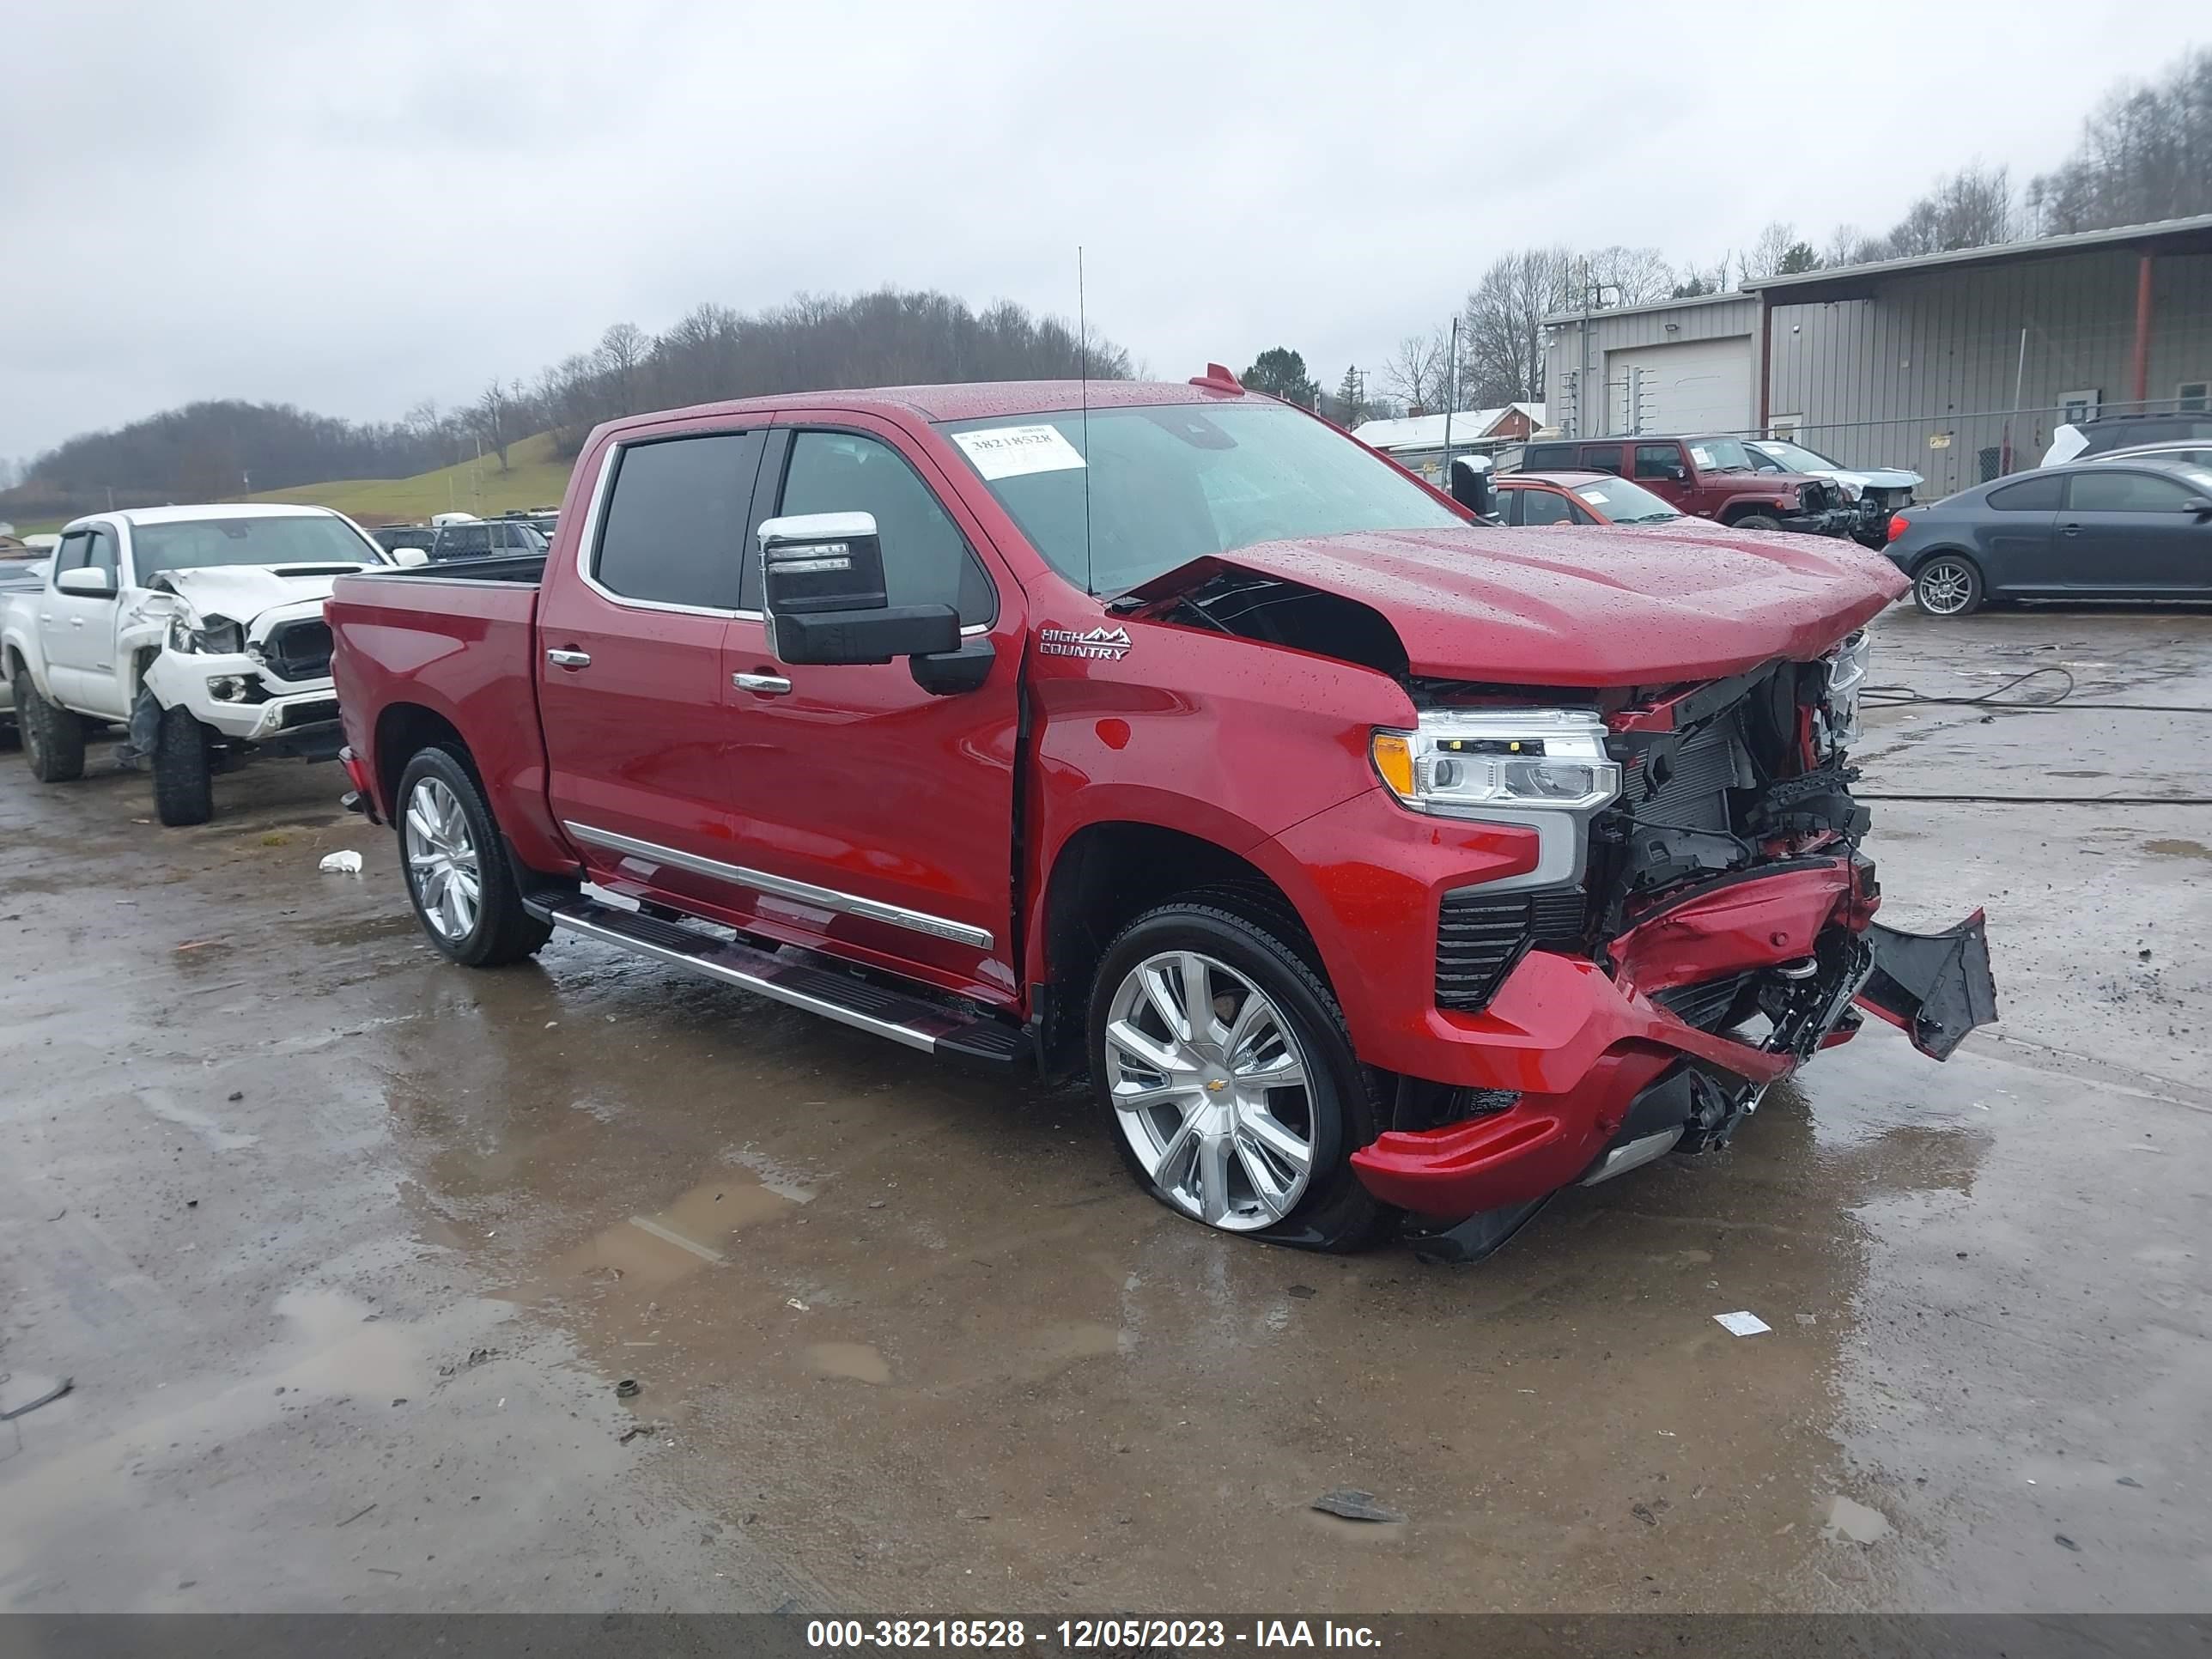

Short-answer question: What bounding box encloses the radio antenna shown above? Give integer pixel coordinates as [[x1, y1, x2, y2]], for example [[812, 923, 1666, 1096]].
[[1079, 245, 1094, 597]]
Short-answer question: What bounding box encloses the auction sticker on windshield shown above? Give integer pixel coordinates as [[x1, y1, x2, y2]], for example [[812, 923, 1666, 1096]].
[[952, 424, 1088, 480]]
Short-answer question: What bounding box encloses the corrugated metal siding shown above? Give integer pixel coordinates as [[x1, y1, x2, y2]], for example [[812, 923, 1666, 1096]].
[[1545, 296, 1758, 437], [1770, 248, 2212, 497]]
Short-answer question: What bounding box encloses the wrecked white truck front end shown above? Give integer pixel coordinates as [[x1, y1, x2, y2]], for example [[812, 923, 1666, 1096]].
[[134, 567, 349, 769]]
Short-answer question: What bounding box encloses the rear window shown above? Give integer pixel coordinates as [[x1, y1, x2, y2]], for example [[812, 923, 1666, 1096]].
[[1987, 476, 2063, 511], [592, 431, 766, 609]]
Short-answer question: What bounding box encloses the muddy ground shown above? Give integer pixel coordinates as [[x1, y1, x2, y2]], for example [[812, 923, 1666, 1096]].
[[1, 605, 2207, 1614]]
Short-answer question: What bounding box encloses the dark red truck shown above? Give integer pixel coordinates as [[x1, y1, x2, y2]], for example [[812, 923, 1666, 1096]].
[[327, 372, 1995, 1262]]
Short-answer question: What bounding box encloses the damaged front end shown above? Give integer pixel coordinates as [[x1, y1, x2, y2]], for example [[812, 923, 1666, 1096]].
[[1350, 629, 1997, 1262]]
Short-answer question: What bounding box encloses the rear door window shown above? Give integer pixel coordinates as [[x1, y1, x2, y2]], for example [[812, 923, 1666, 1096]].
[[592, 431, 767, 610], [1582, 444, 1626, 476]]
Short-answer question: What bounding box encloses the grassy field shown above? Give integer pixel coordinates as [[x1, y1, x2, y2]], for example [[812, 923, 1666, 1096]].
[[242, 430, 575, 524], [9, 430, 579, 537]]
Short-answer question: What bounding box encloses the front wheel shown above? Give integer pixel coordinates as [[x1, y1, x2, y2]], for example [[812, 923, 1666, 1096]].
[[396, 746, 552, 967], [151, 704, 215, 825], [15, 670, 87, 782], [1913, 555, 1984, 617], [1088, 900, 1390, 1251], [1729, 513, 1784, 532]]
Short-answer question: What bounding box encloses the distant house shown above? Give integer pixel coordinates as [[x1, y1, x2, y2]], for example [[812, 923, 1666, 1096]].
[[1352, 404, 1545, 483]]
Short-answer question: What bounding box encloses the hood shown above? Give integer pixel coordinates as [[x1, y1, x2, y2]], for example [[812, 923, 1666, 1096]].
[[1806, 464, 1925, 491], [1125, 526, 1905, 687], [155, 563, 367, 623]]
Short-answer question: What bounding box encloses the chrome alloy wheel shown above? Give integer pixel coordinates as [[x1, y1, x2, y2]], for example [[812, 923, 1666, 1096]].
[[1917, 558, 1974, 616], [1103, 950, 1316, 1231], [404, 775, 482, 941]]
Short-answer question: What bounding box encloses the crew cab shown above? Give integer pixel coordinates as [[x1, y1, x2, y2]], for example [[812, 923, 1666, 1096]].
[[328, 374, 1995, 1262], [3, 504, 404, 823], [1514, 434, 1854, 536]]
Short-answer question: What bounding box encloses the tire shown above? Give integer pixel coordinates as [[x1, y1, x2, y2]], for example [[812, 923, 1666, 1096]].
[[1088, 898, 1391, 1252], [14, 669, 86, 783], [395, 745, 552, 967], [1729, 513, 1784, 532], [1912, 553, 1984, 617], [150, 704, 215, 826]]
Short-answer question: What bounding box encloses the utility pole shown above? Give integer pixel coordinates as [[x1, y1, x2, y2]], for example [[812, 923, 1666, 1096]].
[[1441, 315, 1459, 480]]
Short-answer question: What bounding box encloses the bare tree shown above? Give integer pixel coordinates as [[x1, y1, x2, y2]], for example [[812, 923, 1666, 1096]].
[[467, 381, 518, 471], [1382, 330, 1453, 414], [1883, 165, 2014, 257], [596, 322, 651, 416], [2028, 48, 2212, 234], [1744, 222, 1796, 279], [1462, 248, 1575, 407], [1821, 224, 1886, 268], [1583, 246, 1675, 307]]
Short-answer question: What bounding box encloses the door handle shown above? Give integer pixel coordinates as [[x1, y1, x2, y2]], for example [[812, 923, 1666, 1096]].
[[545, 647, 592, 669], [2062, 522, 2081, 536], [733, 672, 793, 696], [70, 617, 85, 629]]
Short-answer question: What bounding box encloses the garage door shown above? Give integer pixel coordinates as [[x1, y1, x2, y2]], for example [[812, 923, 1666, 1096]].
[[1606, 336, 1753, 434]]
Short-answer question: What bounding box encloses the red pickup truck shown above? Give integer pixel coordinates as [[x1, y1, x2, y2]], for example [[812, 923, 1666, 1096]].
[[327, 372, 1994, 1263]]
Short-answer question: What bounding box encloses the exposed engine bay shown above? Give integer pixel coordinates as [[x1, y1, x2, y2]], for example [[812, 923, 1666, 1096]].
[[1129, 562, 1995, 1199]]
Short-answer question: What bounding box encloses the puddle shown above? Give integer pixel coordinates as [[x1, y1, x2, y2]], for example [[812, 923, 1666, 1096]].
[[138, 1088, 259, 1151], [805, 1341, 891, 1384], [1823, 1494, 1893, 1544], [557, 1174, 799, 1288], [2142, 838, 2212, 860]]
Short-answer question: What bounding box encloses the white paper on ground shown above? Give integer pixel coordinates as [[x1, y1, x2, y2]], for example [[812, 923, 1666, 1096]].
[[952, 424, 1088, 480], [318, 850, 363, 875], [1714, 1310, 1771, 1336]]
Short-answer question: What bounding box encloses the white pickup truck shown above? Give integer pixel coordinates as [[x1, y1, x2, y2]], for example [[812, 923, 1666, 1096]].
[[2, 503, 416, 824]]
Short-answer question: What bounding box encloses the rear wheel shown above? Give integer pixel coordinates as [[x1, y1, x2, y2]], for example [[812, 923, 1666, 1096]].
[[397, 746, 551, 967], [1088, 901, 1390, 1252], [150, 704, 215, 825], [15, 670, 86, 782], [1913, 554, 1984, 617]]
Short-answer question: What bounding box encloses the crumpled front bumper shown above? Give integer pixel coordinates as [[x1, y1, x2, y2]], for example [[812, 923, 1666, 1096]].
[[141, 647, 340, 743], [1348, 855, 1996, 1229]]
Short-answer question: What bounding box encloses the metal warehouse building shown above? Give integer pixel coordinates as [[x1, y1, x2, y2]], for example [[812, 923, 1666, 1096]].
[[1543, 213, 2212, 499]]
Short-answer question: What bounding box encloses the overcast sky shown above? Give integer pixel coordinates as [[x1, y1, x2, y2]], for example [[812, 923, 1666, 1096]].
[[0, 0, 2189, 460]]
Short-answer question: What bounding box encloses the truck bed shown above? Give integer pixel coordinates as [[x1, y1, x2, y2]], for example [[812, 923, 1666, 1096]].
[[327, 561, 574, 874]]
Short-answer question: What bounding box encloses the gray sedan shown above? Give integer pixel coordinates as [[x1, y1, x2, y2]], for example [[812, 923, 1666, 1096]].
[[1884, 459, 2212, 616]]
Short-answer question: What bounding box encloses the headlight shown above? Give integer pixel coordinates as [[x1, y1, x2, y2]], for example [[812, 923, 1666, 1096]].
[[1370, 709, 1620, 817], [1824, 629, 1871, 747], [166, 613, 245, 655], [1836, 479, 1863, 502]]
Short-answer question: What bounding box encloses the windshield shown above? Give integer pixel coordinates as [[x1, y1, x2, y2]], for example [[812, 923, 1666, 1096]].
[[1751, 439, 1841, 472], [938, 403, 1466, 592], [1572, 477, 1681, 524], [132, 515, 386, 581], [1685, 438, 1754, 472]]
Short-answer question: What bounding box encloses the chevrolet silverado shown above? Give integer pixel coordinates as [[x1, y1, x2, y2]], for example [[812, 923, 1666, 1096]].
[[326, 370, 1996, 1261]]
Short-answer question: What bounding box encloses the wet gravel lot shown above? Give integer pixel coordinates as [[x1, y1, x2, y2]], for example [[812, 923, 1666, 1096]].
[[2, 603, 2207, 1613]]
